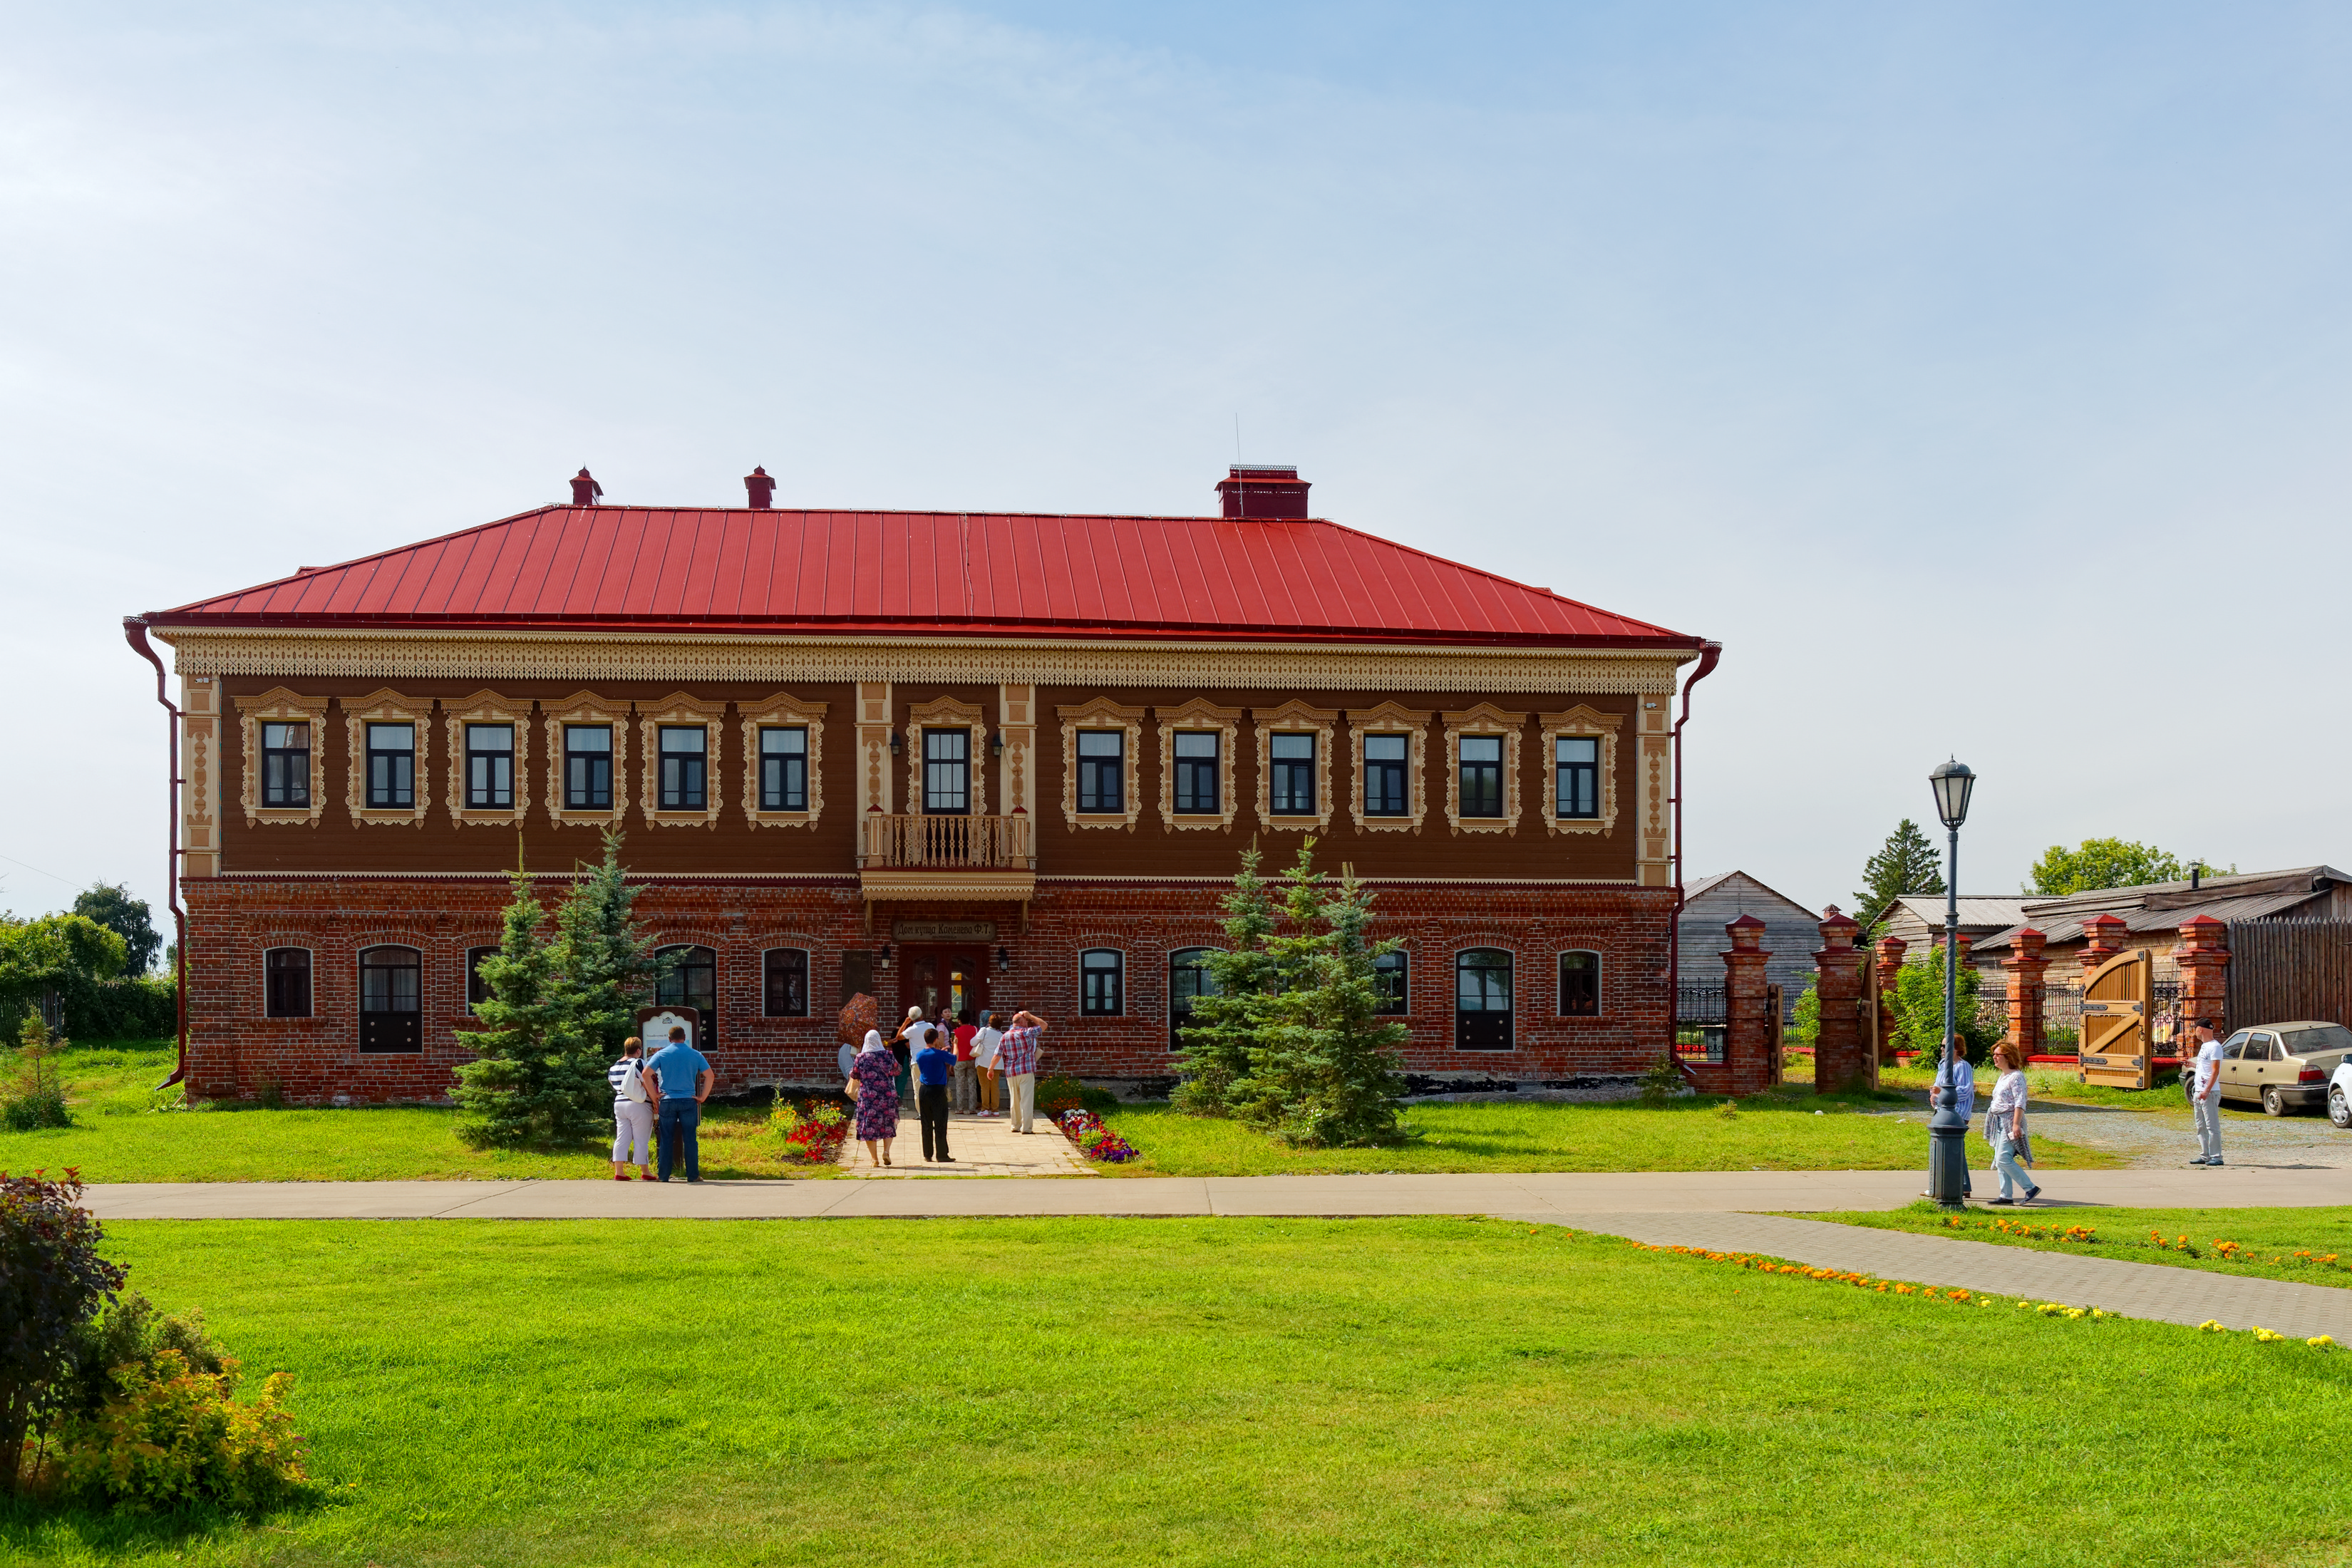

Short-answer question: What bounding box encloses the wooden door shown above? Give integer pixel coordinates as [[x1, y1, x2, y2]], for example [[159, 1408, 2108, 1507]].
[[2080, 949, 2155, 1090], [901, 946, 991, 1031]]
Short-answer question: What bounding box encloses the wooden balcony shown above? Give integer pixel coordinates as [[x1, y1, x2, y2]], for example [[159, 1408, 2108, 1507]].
[[859, 811, 1035, 914]]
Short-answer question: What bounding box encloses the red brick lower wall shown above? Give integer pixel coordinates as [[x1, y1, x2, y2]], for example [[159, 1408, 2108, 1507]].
[[182, 877, 1674, 1103]]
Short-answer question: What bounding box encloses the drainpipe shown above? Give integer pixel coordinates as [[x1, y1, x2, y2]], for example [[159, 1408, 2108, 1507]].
[[1664, 641, 1724, 1074], [122, 617, 188, 1090]]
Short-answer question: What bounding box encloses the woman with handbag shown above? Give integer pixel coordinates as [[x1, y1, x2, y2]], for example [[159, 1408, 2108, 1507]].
[[848, 1029, 902, 1167], [1984, 1042, 2040, 1205]]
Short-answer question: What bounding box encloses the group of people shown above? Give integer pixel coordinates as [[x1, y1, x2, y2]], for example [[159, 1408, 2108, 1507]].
[[607, 1025, 713, 1182], [1924, 1012, 2234, 1202], [840, 1006, 1047, 1166]]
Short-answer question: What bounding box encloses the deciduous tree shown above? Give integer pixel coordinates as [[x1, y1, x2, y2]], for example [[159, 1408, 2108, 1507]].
[[71, 884, 161, 976], [2026, 838, 2214, 897]]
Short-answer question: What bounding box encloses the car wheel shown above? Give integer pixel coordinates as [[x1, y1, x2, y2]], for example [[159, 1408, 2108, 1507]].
[[2262, 1085, 2288, 1118], [2332, 1085, 2352, 1130]]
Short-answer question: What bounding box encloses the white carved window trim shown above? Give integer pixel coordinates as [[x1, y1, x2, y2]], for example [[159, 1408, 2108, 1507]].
[[443, 691, 532, 829], [1539, 705, 1624, 837], [740, 693, 828, 830], [1442, 703, 1528, 837], [543, 692, 630, 827], [1155, 698, 1242, 832], [905, 695, 989, 817], [1057, 697, 1145, 831], [234, 688, 331, 828], [635, 693, 729, 830], [343, 688, 433, 829], [1346, 703, 1430, 835], [1252, 699, 1338, 831]]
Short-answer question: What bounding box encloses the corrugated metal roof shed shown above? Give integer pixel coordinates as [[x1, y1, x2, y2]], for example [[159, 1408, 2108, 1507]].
[[145, 505, 1700, 649]]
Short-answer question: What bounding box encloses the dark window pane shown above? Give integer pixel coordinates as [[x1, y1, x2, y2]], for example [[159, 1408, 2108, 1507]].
[[1555, 735, 1599, 820], [366, 723, 415, 809], [358, 946, 423, 1053], [764, 949, 810, 1017], [1170, 947, 1219, 1032], [1458, 734, 1503, 817], [760, 727, 808, 810], [261, 721, 311, 807], [1175, 732, 1219, 814], [1363, 733, 1409, 816], [1455, 948, 1512, 1050], [264, 948, 311, 1018], [1081, 949, 1123, 1016], [1559, 950, 1600, 1016], [655, 945, 719, 1048], [566, 726, 613, 808], [466, 724, 514, 808], [1270, 733, 1316, 815], [924, 730, 969, 815], [1373, 950, 1408, 1015], [1078, 730, 1125, 813]]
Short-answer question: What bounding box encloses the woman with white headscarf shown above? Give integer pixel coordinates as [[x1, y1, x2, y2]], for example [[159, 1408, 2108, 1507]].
[[848, 1027, 900, 1166]]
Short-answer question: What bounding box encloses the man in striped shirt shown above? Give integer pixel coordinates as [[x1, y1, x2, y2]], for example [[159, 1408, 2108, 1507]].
[[998, 1009, 1047, 1133]]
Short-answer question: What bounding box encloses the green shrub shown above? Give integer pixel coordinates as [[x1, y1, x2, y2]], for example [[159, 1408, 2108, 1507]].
[[1036, 1075, 1087, 1119], [0, 1171, 125, 1494], [1, 1017, 72, 1130], [1638, 1053, 1686, 1108], [51, 1349, 311, 1513], [58, 1291, 227, 1423]]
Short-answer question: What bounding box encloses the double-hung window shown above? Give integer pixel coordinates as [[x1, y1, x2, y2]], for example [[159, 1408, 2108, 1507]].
[[261, 723, 310, 807], [565, 726, 613, 809], [1078, 731, 1124, 813], [1363, 735, 1408, 816], [366, 723, 415, 810], [659, 726, 706, 810], [1081, 949, 1124, 1016], [924, 730, 969, 815], [760, 726, 808, 811], [1269, 734, 1316, 816], [1555, 736, 1599, 820], [1458, 736, 1503, 818], [1174, 733, 1219, 814], [466, 725, 514, 809]]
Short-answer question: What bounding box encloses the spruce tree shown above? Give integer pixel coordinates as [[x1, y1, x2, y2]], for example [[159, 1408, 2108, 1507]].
[[1171, 843, 1277, 1116], [551, 827, 664, 1071], [1229, 855, 1407, 1147], [451, 855, 574, 1148], [1853, 818, 1946, 927]]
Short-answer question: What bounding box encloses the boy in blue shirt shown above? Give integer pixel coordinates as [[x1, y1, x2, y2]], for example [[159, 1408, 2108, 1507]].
[[645, 1026, 713, 1183], [914, 1028, 957, 1162]]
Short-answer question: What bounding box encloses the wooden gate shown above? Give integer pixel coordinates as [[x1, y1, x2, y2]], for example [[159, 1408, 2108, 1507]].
[[1765, 983, 1786, 1086], [1857, 957, 1881, 1091], [2079, 949, 2155, 1090]]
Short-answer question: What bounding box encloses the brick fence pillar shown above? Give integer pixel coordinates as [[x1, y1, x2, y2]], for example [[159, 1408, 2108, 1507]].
[[2176, 914, 2229, 1041], [1713, 914, 1775, 1096], [1813, 907, 1864, 1093], [2079, 912, 2124, 981], [2003, 927, 2048, 1060], [1873, 937, 1907, 1063]]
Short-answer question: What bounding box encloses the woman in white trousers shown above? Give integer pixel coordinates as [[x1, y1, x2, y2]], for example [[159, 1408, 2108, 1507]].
[[609, 1037, 656, 1181]]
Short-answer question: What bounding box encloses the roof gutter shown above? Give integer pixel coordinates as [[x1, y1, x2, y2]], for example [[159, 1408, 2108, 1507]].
[[1665, 641, 1724, 1082], [122, 617, 188, 1091]]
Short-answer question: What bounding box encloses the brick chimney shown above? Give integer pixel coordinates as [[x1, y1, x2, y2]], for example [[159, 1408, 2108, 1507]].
[[570, 468, 604, 506], [744, 466, 776, 510], [1216, 465, 1310, 520]]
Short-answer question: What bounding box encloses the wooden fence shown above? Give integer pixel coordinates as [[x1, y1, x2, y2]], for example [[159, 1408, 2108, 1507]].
[[2227, 920, 2352, 1027]]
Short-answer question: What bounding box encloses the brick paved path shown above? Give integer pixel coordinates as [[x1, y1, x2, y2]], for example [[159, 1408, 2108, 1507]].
[[834, 1111, 1091, 1177], [1563, 1211, 2352, 1339]]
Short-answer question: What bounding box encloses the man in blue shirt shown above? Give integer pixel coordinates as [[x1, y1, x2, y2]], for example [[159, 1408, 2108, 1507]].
[[645, 1025, 713, 1183], [914, 1028, 957, 1163]]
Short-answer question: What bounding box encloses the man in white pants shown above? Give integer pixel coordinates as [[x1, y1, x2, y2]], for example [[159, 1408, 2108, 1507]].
[[997, 1009, 1047, 1133], [609, 1036, 655, 1181], [2188, 1018, 2225, 1166]]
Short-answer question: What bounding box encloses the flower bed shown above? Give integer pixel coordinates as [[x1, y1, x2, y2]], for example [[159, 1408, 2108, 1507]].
[[1057, 1108, 1139, 1163], [769, 1100, 850, 1165]]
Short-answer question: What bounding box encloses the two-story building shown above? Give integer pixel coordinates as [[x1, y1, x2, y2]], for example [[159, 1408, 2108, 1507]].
[[130, 464, 1713, 1102]]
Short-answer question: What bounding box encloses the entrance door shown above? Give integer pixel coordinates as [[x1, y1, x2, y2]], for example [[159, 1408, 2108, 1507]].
[[900, 946, 991, 1032]]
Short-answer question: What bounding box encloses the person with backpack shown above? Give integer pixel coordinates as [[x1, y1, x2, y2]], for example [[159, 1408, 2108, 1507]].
[[608, 1036, 654, 1182]]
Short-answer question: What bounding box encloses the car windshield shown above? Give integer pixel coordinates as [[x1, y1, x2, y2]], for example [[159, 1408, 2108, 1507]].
[[2280, 1025, 2352, 1057]]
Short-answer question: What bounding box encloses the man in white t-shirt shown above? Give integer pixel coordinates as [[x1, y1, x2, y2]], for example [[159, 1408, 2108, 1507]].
[[2188, 1019, 2225, 1166]]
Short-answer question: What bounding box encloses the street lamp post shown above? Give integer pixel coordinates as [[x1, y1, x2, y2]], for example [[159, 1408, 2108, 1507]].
[[1926, 758, 1977, 1209]]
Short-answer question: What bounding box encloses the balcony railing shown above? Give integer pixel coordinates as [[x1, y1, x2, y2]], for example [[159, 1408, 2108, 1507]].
[[861, 812, 1032, 870]]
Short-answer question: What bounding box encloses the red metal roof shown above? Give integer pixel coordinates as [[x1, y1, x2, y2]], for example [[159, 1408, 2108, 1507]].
[[147, 505, 1698, 650]]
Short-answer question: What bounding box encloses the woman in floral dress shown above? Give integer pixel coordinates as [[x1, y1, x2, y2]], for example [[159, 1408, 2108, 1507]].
[[849, 1031, 901, 1166]]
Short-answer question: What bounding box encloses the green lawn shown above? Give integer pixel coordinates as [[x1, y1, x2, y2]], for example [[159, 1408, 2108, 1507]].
[[0, 1041, 838, 1182], [1811, 1202, 2352, 1290], [4, 1218, 2349, 1567], [1789, 1052, 2200, 1113], [1096, 1084, 2126, 1177]]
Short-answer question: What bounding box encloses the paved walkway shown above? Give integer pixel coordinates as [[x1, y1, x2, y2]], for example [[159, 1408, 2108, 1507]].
[[78, 1162, 2352, 1219], [1567, 1211, 2352, 1339], [833, 1111, 1090, 1177], [1886, 1101, 2346, 1168]]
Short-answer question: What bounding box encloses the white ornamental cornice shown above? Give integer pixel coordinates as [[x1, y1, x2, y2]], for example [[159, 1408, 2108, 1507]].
[[151, 628, 1691, 695]]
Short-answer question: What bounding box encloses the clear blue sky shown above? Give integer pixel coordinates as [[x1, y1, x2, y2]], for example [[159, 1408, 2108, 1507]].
[[6, 2, 2347, 930]]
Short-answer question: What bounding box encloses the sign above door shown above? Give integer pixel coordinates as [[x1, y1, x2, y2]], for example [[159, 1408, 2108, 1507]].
[[894, 919, 998, 942]]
